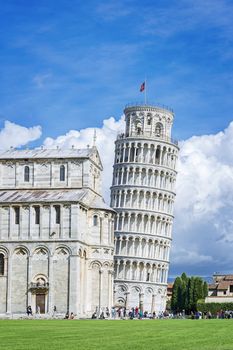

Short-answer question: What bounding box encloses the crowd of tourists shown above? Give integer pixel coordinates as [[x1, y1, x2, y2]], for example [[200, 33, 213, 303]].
[[91, 307, 233, 320], [26, 304, 233, 320], [91, 306, 172, 320]]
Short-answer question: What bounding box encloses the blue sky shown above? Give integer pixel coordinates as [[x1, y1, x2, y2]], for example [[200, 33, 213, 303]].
[[1, 0, 233, 277], [1, 0, 233, 143]]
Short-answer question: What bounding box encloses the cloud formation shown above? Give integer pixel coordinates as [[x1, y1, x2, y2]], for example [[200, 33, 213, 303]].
[[33, 73, 52, 88], [171, 122, 233, 275], [142, 0, 233, 40], [0, 121, 42, 149], [43, 116, 125, 199]]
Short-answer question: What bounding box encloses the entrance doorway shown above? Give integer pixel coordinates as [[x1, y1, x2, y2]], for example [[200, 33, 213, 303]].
[[36, 294, 46, 314]]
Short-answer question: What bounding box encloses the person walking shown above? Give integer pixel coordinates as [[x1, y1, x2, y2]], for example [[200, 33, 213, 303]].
[[111, 307, 116, 319], [26, 306, 32, 316]]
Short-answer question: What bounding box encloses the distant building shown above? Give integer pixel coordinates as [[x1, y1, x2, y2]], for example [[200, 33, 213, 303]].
[[167, 282, 174, 301], [205, 274, 233, 303], [0, 147, 115, 317]]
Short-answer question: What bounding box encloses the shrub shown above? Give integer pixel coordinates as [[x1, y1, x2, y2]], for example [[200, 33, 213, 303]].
[[197, 302, 233, 315]]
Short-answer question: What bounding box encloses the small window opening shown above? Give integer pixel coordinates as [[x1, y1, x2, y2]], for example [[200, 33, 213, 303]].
[[14, 207, 20, 225], [0, 254, 4, 275], [34, 206, 40, 225], [60, 165, 65, 181], [155, 123, 163, 136], [54, 205, 60, 224], [93, 215, 98, 226], [24, 166, 30, 182], [156, 148, 160, 160]]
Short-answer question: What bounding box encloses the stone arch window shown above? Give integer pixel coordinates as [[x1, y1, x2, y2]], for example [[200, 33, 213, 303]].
[[136, 121, 142, 135], [24, 166, 30, 182], [155, 122, 163, 136], [0, 253, 4, 275], [34, 206, 40, 225], [155, 146, 160, 161], [93, 215, 98, 226], [54, 205, 61, 224], [60, 165, 65, 181], [14, 207, 20, 225], [116, 150, 120, 163]]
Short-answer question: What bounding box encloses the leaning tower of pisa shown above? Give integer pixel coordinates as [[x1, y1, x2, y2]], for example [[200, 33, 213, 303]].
[[111, 104, 179, 313]]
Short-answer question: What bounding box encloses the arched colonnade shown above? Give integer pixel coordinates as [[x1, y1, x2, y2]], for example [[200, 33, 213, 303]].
[[115, 141, 178, 170], [115, 212, 173, 237], [112, 166, 176, 191], [114, 235, 171, 261], [114, 258, 169, 284], [111, 188, 174, 215]]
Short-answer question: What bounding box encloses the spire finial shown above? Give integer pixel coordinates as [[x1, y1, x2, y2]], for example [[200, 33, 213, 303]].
[[93, 129, 97, 147]]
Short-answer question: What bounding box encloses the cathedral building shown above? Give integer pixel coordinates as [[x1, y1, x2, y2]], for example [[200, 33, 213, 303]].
[[111, 104, 179, 312], [0, 146, 115, 317]]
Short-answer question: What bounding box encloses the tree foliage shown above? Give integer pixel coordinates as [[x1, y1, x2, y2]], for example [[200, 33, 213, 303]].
[[170, 273, 208, 313], [197, 302, 233, 315]]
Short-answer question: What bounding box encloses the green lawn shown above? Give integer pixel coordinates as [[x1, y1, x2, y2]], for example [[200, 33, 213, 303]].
[[0, 319, 233, 350]]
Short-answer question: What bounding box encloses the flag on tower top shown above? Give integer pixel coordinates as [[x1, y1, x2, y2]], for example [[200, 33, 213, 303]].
[[140, 81, 145, 92]]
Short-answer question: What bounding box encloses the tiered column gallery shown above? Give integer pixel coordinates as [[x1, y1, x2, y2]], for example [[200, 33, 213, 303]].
[[111, 105, 179, 312]]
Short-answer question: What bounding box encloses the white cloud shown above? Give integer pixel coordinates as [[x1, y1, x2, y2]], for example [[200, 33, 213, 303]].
[[33, 73, 52, 88], [142, 0, 233, 40], [171, 121, 233, 275], [43, 115, 125, 200], [0, 121, 42, 149], [172, 249, 213, 265]]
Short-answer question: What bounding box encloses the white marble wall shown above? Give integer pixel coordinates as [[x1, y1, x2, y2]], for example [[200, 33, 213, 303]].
[[0, 208, 115, 317], [112, 105, 179, 313], [0, 150, 115, 318], [0, 158, 101, 194]]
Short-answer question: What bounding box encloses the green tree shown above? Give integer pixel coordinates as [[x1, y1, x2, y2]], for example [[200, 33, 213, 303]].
[[181, 272, 188, 311], [186, 276, 195, 313], [171, 277, 182, 312], [181, 272, 188, 284], [203, 281, 208, 298], [192, 277, 202, 311], [171, 273, 208, 314]]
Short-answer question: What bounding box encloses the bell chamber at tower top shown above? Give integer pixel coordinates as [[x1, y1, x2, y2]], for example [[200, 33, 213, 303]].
[[117, 104, 178, 145]]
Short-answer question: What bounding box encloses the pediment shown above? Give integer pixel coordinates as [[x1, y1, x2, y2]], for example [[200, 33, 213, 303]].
[[90, 147, 103, 170]]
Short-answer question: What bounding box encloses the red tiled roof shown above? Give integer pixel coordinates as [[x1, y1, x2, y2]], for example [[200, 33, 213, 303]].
[[223, 275, 233, 281], [217, 282, 231, 290], [208, 284, 217, 290]]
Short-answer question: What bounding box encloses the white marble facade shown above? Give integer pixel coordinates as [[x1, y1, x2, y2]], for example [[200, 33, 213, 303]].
[[111, 104, 179, 313], [0, 147, 115, 317]]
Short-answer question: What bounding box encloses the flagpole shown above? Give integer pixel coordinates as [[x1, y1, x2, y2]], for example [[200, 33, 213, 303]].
[[144, 77, 147, 105]]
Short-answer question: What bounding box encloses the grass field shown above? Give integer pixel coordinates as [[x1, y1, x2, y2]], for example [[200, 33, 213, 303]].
[[0, 319, 233, 350]]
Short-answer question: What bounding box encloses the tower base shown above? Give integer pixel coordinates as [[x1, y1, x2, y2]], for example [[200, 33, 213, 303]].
[[114, 280, 167, 314]]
